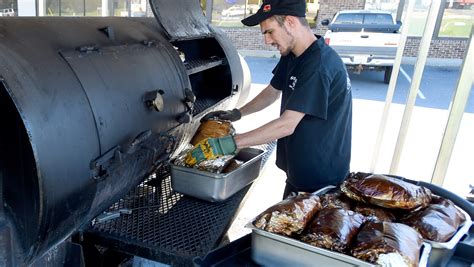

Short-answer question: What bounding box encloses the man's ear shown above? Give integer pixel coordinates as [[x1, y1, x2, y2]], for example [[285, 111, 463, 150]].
[[285, 16, 298, 28]]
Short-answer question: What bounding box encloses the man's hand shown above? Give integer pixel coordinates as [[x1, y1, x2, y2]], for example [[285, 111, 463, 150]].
[[201, 108, 242, 122], [185, 136, 237, 166]]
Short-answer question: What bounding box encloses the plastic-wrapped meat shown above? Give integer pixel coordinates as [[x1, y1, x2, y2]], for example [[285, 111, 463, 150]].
[[341, 173, 432, 210], [352, 222, 423, 267], [320, 190, 353, 210], [300, 208, 365, 253], [354, 203, 396, 222], [401, 195, 466, 242], [253, 193, 322, 236], [190, 119, 235, 145]]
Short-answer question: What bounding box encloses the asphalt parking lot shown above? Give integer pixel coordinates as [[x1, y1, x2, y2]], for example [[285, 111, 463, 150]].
[[244, 56, 474, 113], [227, 55, 473, 241]]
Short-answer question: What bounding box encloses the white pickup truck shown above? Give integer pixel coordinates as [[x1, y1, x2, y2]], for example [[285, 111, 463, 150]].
[[321, 10, 402, 84]]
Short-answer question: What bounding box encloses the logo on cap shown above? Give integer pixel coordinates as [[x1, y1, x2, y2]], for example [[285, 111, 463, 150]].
[[263, 4, 271, 12]]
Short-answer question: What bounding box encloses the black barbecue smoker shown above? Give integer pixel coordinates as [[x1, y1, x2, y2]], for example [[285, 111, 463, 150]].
[[0, 0, 255, 265]]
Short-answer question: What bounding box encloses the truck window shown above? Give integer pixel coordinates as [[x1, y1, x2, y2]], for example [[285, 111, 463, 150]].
[[334, 13, 364, 24], [364, 14, 393, 25]]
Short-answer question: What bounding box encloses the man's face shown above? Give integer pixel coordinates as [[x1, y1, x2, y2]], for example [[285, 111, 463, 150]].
[[260, 17, 295, 56]]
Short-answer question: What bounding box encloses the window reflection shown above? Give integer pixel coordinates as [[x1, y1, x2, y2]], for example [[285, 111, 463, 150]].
[[85, 0, 101, 16], [211, 0, 320, 28], [61, 0, 84, 16], [212, 0, 249, 27], [439, 4, 473, 38], [46, 0, 60, 16]]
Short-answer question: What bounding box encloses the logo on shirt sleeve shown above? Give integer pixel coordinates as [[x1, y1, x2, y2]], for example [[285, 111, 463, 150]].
[[345, 71, 352, 92], [289, 76, 297, 91]]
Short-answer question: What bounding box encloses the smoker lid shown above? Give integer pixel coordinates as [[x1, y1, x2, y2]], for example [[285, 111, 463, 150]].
[[149, 0, 213, 41]]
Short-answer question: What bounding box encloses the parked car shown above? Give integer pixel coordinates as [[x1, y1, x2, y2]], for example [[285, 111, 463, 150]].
[[322, 10, 402, 84], [0, 8, 15, 16], [221, 4, 258, 17], [446, 0, 474, 9]]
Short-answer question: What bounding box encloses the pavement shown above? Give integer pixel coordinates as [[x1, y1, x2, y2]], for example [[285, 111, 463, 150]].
[[227, 54, 473, 241]]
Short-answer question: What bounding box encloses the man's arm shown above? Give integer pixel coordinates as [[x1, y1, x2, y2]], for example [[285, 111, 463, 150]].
[[239, 84, 282, 117], [234, 109, 305, 149], [201, 84, 281, 121]]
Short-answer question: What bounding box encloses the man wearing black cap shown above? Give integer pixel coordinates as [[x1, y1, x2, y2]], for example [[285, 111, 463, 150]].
[[203, 0, 352, 198]]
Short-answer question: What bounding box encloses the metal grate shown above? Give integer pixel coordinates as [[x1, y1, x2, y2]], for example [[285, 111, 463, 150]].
[[192, 97, 222, 116], [84, 142, 276, 266], [184, 58, 223, 76]]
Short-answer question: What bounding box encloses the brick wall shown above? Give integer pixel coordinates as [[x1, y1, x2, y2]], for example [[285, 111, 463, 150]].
[[403, 38, 468, 59], [221, 27, 277, 52]]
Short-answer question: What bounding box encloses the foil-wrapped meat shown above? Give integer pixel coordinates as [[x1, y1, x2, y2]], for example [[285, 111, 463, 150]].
[[173, 145, 234, 173], [194, 155, 235, 173], [352, 222, 423, 267], [319, 190, 353, 210], [172, 144, 194, 167], [401, 195, 466, 242], [253, 193, 322, 236], [354, 203, 396, 222], [341, 173, 432, 210], [300, 208, 365, 253]]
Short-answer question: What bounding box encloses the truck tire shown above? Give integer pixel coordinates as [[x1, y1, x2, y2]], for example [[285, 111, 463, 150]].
[[384, 66, 393, 84]]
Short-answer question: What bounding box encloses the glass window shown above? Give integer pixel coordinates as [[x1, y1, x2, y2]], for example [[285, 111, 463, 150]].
[[130, 0, 147, 17], [438, 3, 473, 38], [307, 0, 319, 28], [366, 0, 430, 36], [365, 0, 399, 14], [334, 13, 364, 24], [61, 0, 84, 16], [364, 14, 394, 24], [85, 0, 102, 16], [406, 0, 430, 36], [211, 1, 320, 28], [212, 0, 256, 27], [113, 0, 129, 17], [45, 0, 60, 15]]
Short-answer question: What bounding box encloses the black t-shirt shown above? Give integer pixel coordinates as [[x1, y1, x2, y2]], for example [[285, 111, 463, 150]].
[[270, 36, 352, 192]]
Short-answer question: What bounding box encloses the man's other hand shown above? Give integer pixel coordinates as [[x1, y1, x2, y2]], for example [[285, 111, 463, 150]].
[[201, 108, 242, 122]]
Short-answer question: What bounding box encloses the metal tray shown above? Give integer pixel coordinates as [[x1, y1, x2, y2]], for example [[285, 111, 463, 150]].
[[170, 147, 264, 202], [424, 208, 472, 267], [247, 226, 431, 267], [245, 186, 432, 266]]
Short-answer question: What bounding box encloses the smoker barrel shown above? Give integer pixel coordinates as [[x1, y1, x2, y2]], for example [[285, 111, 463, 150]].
[[0, 12, 249, 266]]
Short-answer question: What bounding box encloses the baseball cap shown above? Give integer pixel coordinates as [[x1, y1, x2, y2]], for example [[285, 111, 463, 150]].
[[241, 0, 306, 26]]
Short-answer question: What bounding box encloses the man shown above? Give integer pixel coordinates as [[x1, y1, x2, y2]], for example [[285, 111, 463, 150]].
[[203, 0, 352, 198]]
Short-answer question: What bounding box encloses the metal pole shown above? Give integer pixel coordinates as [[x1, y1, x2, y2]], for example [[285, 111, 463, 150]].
[[206, 0, 213, 23], [396, 0, 405, 22], [431, 29, 473, 186], [389, 0, 442, 174], [370, 0, 415, 172]]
